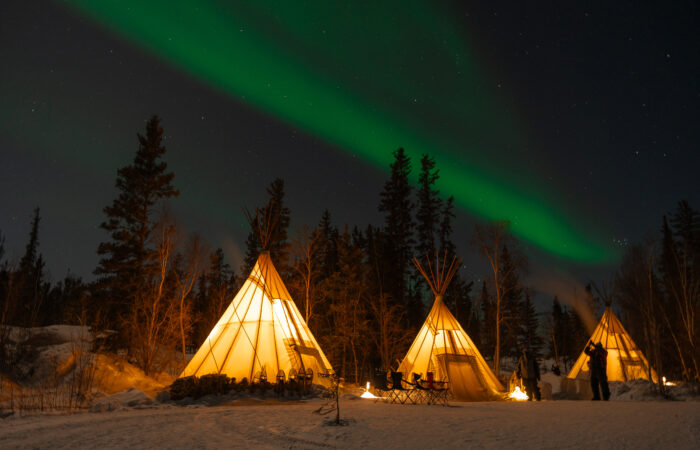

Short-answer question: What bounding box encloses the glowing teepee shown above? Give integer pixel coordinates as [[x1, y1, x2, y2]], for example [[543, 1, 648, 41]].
[[181, 207, 333, 385], [398, 254, 504, 401], [567, 306, 658, 383]]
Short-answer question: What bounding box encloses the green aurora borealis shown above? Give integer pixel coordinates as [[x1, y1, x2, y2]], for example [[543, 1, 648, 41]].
[[64, 0, 616, 263]]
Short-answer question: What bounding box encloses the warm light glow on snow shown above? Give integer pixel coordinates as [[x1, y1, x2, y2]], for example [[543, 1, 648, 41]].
[[361, 382, 378, 399], [508, 386, 529, 400]]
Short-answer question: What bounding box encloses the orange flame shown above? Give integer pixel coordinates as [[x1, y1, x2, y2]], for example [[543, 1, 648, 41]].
[[361, 381, 378, 399], [508, 386, 529, 400]]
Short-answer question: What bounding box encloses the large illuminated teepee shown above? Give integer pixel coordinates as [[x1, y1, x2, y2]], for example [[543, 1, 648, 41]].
[[567, 306, 658, 383], [398, 254, 504, 401], [181, 208, 333, 385]]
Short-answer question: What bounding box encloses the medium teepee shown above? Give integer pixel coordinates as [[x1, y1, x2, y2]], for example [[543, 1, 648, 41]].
[[181, 207, 333, 385], [398, 254, 504, 401], [567, 306, 658, 383]]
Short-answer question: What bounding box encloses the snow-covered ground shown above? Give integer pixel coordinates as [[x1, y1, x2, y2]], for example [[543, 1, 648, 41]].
[[1, 327, 698, 448], [1, 397, 698, 449]]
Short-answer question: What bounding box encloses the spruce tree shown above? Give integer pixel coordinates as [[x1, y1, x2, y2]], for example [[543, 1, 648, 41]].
[[17, 208, 46, 326], [550, 296, 565, 365], [415, 154, 441, 258], [322, 226, 368, 382], [18, 208, 41, 276], [669, 200, 700, 259], [196, 248, 235, 343], [318, 209, 339, 278], [0, 230, 5, 265], [659, 202, 700, 381], [414, 154, 443, 312], [479, 281, 495, 360], [434, 191, 477, 345], [94, 115, 179, 332], [567, 307, 588, 363], [499, 245, 525, 358], [378, 148, 416, 322], [364, 224, 384, 297], [520, 292, 542, 356], [438, 196, 456, 256], [242, 178, 290, 273]]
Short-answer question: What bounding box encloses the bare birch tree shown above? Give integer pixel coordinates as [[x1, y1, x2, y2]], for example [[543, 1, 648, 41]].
[[173, 235, 205, 365], [471, 220, 519, 378], [128, 213, 178, 375], [369, 292, 410, 372], [288, 226, 324, 324]]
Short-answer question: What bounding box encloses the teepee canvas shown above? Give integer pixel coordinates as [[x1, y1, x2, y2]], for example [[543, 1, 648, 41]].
[[181, 251, 334, 385], [567, 307, 658, 383], [398, 254, 504, 401]]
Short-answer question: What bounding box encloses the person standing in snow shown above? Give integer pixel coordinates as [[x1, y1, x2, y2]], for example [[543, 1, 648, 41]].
[[584, 341, 610, 401], [517, 348, 541, 401]]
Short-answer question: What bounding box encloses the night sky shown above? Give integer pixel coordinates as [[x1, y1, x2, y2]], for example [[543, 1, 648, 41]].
[[1, 1, 698, 305]]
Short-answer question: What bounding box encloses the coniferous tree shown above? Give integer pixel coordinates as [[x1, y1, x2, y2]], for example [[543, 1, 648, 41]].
[[322, 227, 368, 383], [45, 274, 88, 325], [438, 196, 456, 256], [363, 224, 385, 301], [378, 148, 417, 323], [194, 248, 237, 345], [0, 231, 5, 265], [549, 296, 565, 367], [18, 208, 41, 277], [17, 208, 46, 327], [567, 307, 588, 363], [414, 155, 444, 316], [472, 221, 526, 375], [287, 226, 325, 326], [318, 209, 339, 278], [659, 201, 700, 381], [520, 292, 542, 356], [242, 178, 291, 274], [615, 240, 667, 390], [435, 193, 477, 341], [479, 281, 495, 361], [415, 154, 441, 258], [499, 245, 525, 359], [94, 115, 179, 342], [310, 210, 339, 331], [448, 278, 477, 339]]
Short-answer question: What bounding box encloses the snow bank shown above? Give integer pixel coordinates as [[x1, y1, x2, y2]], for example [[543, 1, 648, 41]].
[[1, 325, 175, 412], [92, 354, 174, 397]]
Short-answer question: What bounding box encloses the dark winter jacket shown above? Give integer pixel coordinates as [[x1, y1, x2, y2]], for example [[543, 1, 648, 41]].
[[584, 345, 608, 374], [518, 352, 540, 380]]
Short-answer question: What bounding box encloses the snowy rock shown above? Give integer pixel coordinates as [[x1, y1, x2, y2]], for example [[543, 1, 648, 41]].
[[90, 398, 122, 413], [90, 388, 154, 412]]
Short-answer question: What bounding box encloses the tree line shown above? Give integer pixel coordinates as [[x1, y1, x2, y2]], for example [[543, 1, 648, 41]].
[[1, 115, 697, 386]]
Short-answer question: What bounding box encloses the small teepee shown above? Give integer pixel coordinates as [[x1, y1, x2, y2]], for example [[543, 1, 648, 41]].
[[567, 306, 658, 383], [181, 207, 333, 385], [398, 253, 504, 401]]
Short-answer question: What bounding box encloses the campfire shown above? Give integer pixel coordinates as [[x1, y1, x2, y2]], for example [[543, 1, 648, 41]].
[[360, 381, 378, 399], [508, 386, 529, 401]]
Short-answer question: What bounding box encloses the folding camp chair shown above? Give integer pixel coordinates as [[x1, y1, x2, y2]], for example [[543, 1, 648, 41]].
[[390, 372, 421, 404]]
